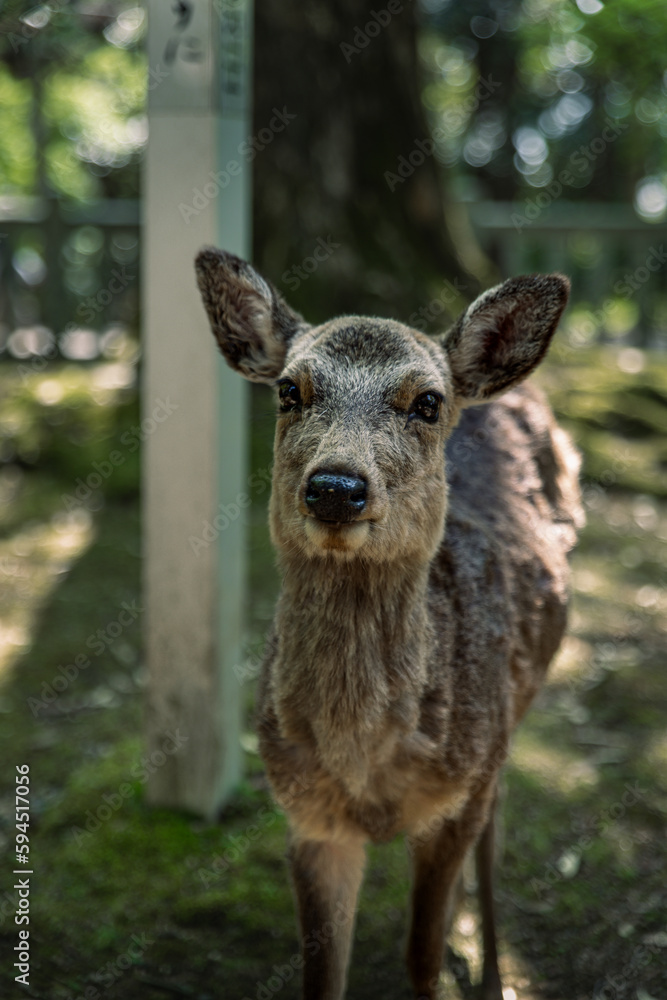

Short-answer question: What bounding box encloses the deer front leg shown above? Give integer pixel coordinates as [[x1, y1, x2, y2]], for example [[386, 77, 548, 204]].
[[406, 785, 497, 1000], [288, 834, 366, 1000], [475, 797, 503, 1000]]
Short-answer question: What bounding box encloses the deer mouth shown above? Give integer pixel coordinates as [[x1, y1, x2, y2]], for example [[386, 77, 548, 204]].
[[303, 516, 370, 554]]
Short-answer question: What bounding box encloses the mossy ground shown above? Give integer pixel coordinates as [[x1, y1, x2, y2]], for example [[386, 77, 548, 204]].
[[0, 346, 666, 1000]]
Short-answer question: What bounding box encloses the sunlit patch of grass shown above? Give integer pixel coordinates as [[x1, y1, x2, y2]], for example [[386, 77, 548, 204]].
[[573, 553, 667, 615], [0, 362, 140, 511], [539, 346, 667, 497], [546, 634, 594, 685], [0, 508, 95, 678], [510, 729, 599, 794], [645, 731, 667, 777]]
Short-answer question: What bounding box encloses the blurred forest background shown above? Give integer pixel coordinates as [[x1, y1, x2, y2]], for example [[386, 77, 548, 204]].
[[0, 1, 666, 998]]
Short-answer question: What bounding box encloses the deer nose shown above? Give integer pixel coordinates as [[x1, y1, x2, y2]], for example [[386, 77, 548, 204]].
[[305, 472, 367, 523]]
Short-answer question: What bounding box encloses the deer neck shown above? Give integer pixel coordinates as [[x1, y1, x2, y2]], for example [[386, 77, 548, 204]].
[[271, 554, 437, 790]]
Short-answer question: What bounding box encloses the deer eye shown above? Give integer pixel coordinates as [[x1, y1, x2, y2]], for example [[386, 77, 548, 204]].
[[278, 380, 301, 412], [409, 392, 441, 424]]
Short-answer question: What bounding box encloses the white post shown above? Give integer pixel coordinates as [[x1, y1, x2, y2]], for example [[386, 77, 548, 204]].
[[143, 0, 251, 817]]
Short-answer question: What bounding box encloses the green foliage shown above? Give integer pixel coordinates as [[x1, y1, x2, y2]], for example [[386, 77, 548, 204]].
[[0, 364, 140, 509], [541, 346, 667, 496], [43, 45, 146, 200], [0, 2, 146, 201], [421, 0, 667, 211], [0, 63, 34, 193]]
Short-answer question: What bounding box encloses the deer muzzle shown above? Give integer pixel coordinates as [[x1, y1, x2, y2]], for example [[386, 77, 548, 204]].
[[305, 472, 368, 523]]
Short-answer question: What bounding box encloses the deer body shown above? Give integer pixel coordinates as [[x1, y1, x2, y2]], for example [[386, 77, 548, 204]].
[[196, 251, 583, 1000]]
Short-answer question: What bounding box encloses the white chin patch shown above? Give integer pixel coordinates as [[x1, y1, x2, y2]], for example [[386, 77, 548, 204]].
[[304, 518, 370, 556]]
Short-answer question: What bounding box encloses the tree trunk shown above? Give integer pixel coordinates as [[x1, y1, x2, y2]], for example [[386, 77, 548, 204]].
[[253, 0, 486, 328]]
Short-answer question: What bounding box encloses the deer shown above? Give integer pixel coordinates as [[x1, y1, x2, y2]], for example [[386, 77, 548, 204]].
[[195, 247, 583, 1000]]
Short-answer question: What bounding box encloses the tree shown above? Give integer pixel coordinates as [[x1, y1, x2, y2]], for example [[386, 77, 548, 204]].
[[0, 0, 145, 201], [253, 0, 492, 328], [419, 0, 667, 216]]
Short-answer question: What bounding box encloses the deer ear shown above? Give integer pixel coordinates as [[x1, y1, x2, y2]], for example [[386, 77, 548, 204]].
[[441, 274, 569, 402], [195, 247, 309, 383]]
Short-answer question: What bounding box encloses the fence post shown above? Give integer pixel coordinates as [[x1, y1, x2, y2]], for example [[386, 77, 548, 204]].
[[143, 0, 251, 818]]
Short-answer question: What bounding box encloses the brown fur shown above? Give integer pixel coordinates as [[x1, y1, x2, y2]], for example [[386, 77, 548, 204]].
[[195, 248, 584, 1000]]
